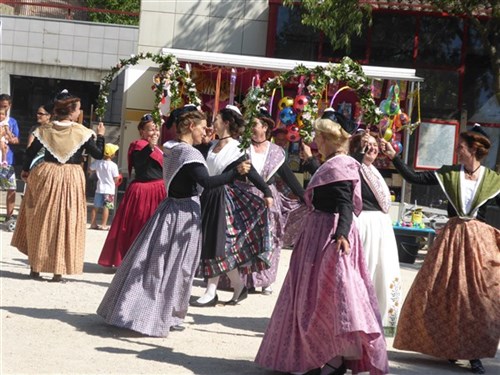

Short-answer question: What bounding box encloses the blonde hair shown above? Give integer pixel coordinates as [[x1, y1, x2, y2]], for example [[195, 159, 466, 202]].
[[314, 118, 350, 151]]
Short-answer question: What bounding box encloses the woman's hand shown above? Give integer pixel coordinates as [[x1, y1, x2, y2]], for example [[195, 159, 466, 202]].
[[236, 160, 251, 175], [300, 142, 313, 160], [379, 139, 396, 160], [264, 197, 274, 208], [96, 122, 105, 136], [336, 235, 350, 255], [148, 134, 159, 148], [21, 170, 29, 182], [360, 130, 370, 153]]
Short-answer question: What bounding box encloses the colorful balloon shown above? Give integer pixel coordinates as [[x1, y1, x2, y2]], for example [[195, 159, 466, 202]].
[[378, 116, 390, 133], [296, 113, 304, 128], [399, 112, 410, 126], [279, 107, 296, 125], [392, 140, 403, 155], [278, 96, 294, 110], [293, 95, 309, 112], [286, 125, 300, 142], [383, 127, 393, 141]]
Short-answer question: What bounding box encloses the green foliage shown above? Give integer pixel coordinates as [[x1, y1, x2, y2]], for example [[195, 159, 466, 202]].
[[282, 0, 372, 52], [96, 53, 201, 124], [285, 0, 500, 103], [242, 57, 379, 148], [85, 0, 140, 25]]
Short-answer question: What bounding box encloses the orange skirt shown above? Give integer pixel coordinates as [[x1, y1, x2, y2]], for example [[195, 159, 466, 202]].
[[394, 217, 500, 359], [12, 162, 86, 275]]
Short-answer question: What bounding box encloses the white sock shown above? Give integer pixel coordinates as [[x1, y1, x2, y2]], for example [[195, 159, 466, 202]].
[[226, 268, 244, 300], [196, 276, 219, 304]]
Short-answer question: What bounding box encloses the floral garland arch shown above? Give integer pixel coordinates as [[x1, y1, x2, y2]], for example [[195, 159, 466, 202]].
[[242, 56, 381, 148], [95, 52, 201, 125]]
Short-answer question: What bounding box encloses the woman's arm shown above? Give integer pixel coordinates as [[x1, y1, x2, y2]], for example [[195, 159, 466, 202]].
[[188, 163, 238, 189], [85, 135, 105, 159], [380, 139, 438, 185], [22, 138, 44, 171], [246, 165, 273, 198], [331, 181, 354, 241], [277, 163, 305, 200]]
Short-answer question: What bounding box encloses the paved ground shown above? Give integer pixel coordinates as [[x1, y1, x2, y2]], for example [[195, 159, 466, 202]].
[[0, 203, 499, 374]]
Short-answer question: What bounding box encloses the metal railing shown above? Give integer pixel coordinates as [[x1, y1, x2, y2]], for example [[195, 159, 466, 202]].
[[0, 1, 139, 23]]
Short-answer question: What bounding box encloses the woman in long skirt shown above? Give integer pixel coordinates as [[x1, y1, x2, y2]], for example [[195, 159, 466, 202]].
[[97, 109, 251, 336], [191, 105, 274, 307], [12, 91, 105, 281], [256, 109, 388, 375], [381, 126, 499, 374], [348, 131, 402, 337], [98, 114, 166, 268]]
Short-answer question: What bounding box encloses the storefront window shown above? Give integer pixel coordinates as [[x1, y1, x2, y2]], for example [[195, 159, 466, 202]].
[[320, 23, 368, 62], [370, 13, 416, 67], [273, 6, 320, 61], [416, 69, 460, 119], [417, 16, 463, 67]]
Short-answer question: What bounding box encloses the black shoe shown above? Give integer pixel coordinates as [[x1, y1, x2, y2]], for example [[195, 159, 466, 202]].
[[48, 274, 67, 283], [224, 286, 248, 305], [169, 325, 185, 332], [323, 362, 347, 375], [29, 269, 42, 280], [470, 359, 485, 374], [189, 294, 218, 307]]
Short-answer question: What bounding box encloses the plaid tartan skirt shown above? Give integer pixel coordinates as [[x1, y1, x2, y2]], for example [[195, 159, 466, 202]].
[[199, 183, 272, 278]]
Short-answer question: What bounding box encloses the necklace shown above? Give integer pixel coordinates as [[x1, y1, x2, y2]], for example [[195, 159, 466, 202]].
[[463, 164, 481, 176], [252, 139, 267, 145], [218, 135, 232, 141]]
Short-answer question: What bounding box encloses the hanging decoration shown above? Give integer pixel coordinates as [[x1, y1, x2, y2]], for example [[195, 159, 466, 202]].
[[96, 52, 201, 125], [242, 56, 380, 149]]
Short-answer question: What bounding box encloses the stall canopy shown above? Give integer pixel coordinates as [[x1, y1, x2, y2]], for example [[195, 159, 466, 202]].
[[161, 48, 424, 82]]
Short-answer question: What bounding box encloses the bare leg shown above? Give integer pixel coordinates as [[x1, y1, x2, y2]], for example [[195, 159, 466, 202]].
[[101, 207, 109, 228], [6, 190, 15, 218], [90, 207, 98, 228]]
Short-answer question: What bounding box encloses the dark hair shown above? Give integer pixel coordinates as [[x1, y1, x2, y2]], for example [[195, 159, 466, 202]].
[[349, 131, 379, 155], [53, 90, 80, 119], [256, 107, 275, 139], [219, 108, 245, 137], [176, 110, 206, 136], [459, 131, 491, 161], [0, 94, 12, 104], [165, 105, 198, 130], [42, 101, 54, 115], [138, 113, 155, 131]]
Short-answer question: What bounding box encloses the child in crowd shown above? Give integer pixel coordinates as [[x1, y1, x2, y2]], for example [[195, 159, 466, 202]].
[[89, 143, 120, 230], [0, 108, 16, 188]]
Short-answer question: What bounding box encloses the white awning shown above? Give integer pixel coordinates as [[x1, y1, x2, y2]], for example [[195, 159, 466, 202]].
[[161, 48, 423, 82]]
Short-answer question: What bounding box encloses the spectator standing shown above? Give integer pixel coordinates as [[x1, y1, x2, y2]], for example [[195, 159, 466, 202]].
[[0, 94, 20, 219], [89, 143, 120, 230]]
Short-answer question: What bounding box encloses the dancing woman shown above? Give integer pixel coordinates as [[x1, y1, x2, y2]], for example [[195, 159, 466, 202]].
[[98, 114, 166, 268], [12, 91, 105, 281], [191, 105, 274, 307], [381, 125, 499, 375], [349, 131, 402, 337], [234, 108, 304, 295], [255, 109, 388, 375], [97, 109, 252, 336]]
